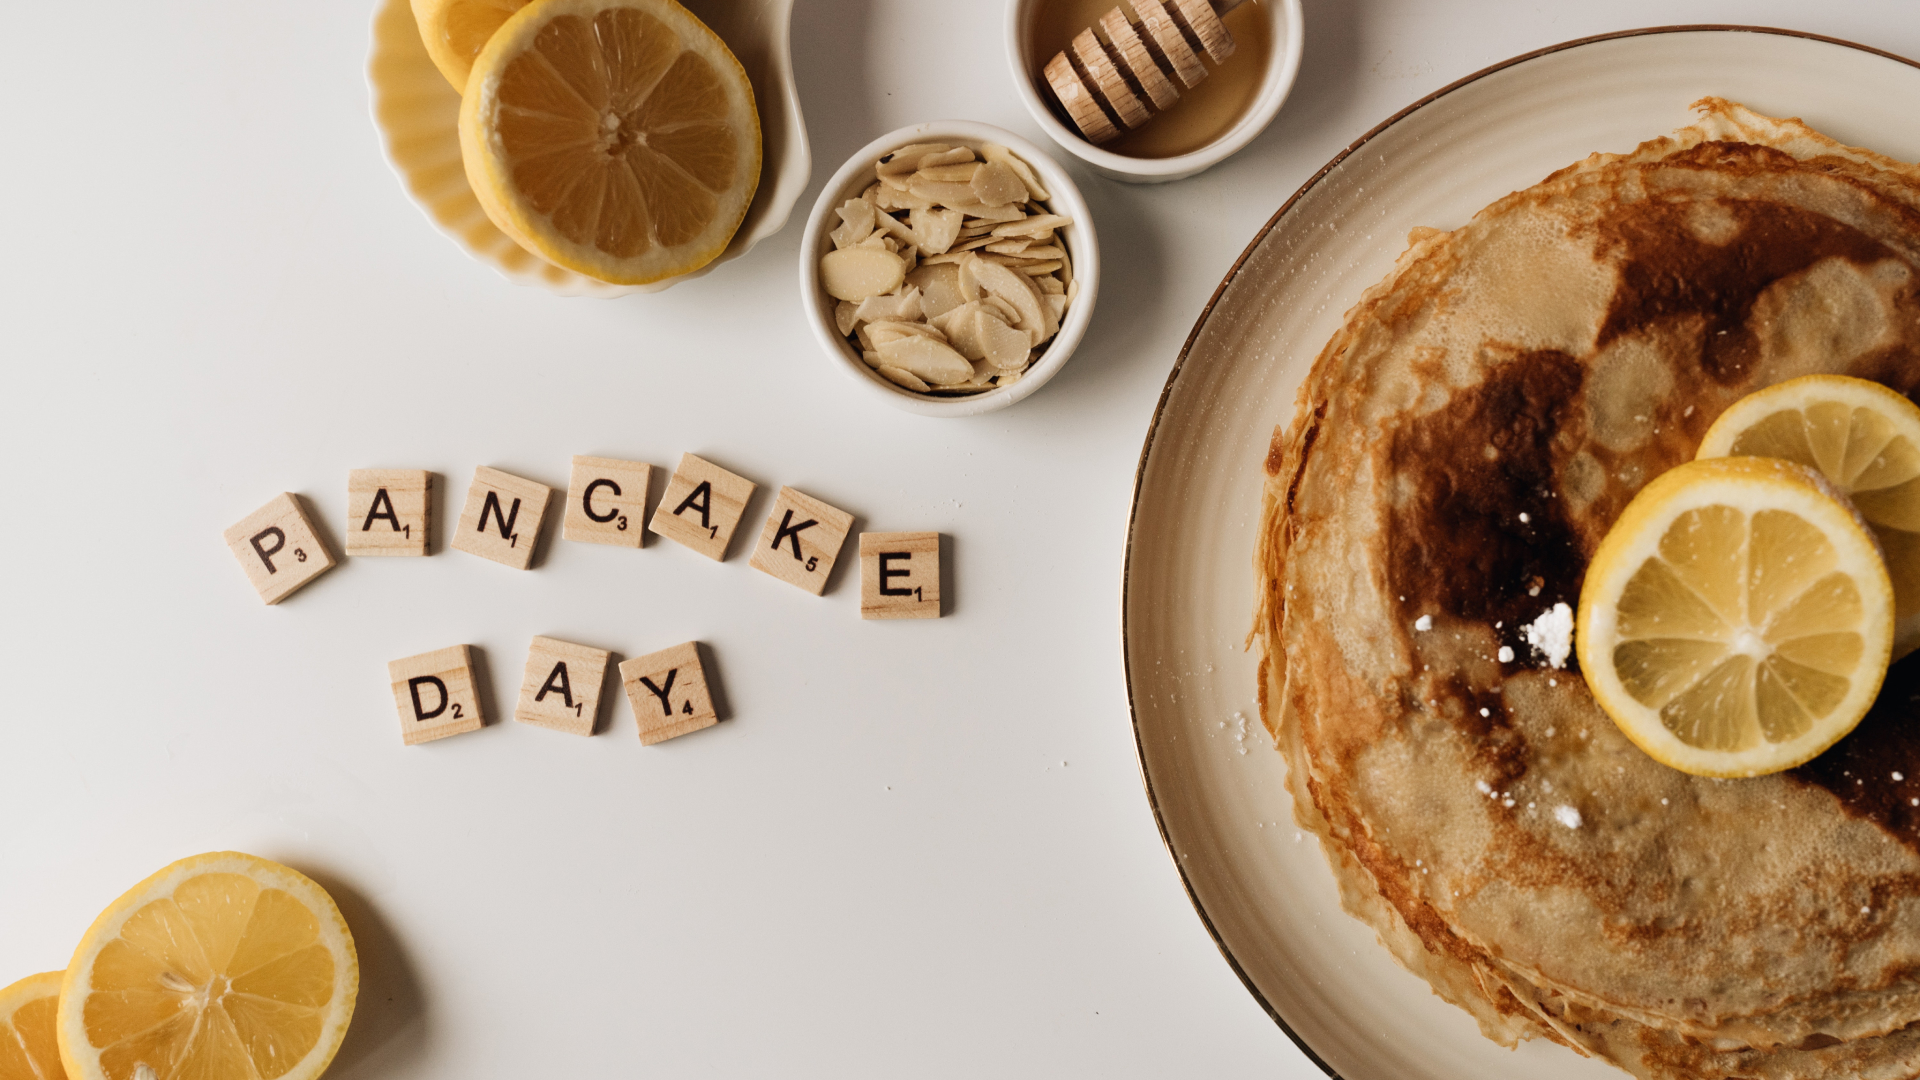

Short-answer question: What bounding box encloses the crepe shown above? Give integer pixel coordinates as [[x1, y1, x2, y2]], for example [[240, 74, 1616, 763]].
[[1255, 99, 1920, 1079]]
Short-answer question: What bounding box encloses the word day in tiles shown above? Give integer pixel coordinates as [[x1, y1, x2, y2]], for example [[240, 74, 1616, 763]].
[[224, 453, 947, 747]]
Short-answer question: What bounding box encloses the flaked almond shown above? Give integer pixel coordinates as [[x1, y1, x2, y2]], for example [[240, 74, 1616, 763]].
[[978, 312, 1033, 370], [866, 319, 942, 343], [877, 143, 953, 176], [917, 147, 976, 169], [919, 162, 982, 183], [992, 214, 1072, 238], [823, 245, 907, 301], [907, 263, 966, 319], [831, 198, 877, 249], [970, 161, 1029, 206], [941, 302, 991, 360], [877, 334, 973, 385], [910, 207, 963, 255], [855, 286, 924, 325], [877, 365, 932, 392], [983, 144, 1049, 201], [965, 254, 1051, 339]]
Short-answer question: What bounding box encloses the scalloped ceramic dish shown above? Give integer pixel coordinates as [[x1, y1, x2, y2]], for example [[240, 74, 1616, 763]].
[[367, 0, 810, 297], [1123, 26, 1920, 1080]]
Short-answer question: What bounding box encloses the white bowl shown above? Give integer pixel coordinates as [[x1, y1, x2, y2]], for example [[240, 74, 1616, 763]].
[[799, 121, 1100, 418], [367, 0, 810, 297], [1005, 0, 1304, 184]]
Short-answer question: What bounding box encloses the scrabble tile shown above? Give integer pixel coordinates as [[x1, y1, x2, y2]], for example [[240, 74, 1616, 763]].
[[389, 644, 484, 745], [346, 469, 432, 556], [749, 487, 855, 595], [648, 453, 756, 560], [619, 642, 718, 745], [451, 466, 553, 570], [223, 493, 337, 605], [860, 532, 942, 619], [514, 635, 612, 736], [562, 456, 652, 548]]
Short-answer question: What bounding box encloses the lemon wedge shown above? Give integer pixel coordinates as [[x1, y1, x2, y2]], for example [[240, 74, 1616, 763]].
[[1576, 457, 1894, 777], [412, 0, 529, 91], [0, 972, 66, 1080], [458, 0, 762, 285], [1698, 373, 1920, 659], [57, 853, 356, 1080]]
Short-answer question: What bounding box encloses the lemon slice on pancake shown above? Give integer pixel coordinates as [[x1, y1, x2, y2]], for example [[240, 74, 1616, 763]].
[[0, 972, 66, 1080], [1577, 457, 1894, 777], [1698, 374, 1920, 659], [57, 852, 357, 1080]]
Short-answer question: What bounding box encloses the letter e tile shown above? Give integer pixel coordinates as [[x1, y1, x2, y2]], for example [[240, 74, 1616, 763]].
[[222, 493, 336, 604], [860, 532, 941, 619], [647, 453, 756, 560], [514, 635, 612, 736], [619, 642, 719, 745], [451, 466, 553, 570], [389, 645, 484, 745], [750, 487, 854, 595]]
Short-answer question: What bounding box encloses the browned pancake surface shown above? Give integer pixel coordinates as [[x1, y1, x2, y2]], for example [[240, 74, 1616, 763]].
[[1258, 99, 1920, 1079]]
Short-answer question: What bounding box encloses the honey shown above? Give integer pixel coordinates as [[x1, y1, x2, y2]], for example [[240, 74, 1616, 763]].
[[1025, 0, 1272, 159]]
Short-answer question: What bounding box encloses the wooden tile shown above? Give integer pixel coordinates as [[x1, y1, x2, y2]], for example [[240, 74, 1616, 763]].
[[346, 469, 432, 556], [619, 641, 718, 745], [222, 493, 337, 604], [648, 453, 756, 560], [562, 456, 651, 548], [514, 635, 612, 736], [749, 487, 855, 595], [450, 466, 552, 570], [389, 644, 484, 745], [860, 532, 942, 619]]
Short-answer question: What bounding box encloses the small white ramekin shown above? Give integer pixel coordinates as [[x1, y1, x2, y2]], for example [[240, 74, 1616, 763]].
[[1005, 0, 1304, 184], [799, 121, 1100, 418]]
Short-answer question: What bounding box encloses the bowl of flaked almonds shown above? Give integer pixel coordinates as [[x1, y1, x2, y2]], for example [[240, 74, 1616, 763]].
[[800, 121, 1099, 416]]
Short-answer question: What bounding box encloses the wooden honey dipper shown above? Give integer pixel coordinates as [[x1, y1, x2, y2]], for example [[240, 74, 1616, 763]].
[[1042, 0, 1248, 145]]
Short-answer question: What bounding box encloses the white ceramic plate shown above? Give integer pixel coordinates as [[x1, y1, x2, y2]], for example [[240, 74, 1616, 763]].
[[1122, 26, 1920, 1080], [366, 0, 810, 297]]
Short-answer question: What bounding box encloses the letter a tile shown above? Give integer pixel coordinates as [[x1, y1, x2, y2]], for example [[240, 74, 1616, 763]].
[[619, 641, 718, 745], [223, 492, 337, 605], [860, 532, 942, 619], [562, 456, 652, 549], [648, 453, 756, 560], [346, 469, 432, 556], [750, 487, 854, 596], [451, 466, 552, 570], [514, 635, 612, 736], [389, 644, 484, 745]]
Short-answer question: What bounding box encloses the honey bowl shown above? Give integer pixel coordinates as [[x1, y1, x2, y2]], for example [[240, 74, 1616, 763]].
[[1006, 0, 1304, 184]]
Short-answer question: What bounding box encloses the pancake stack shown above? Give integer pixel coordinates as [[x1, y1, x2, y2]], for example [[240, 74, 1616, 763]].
[[1256, 100, 1920, 1079]]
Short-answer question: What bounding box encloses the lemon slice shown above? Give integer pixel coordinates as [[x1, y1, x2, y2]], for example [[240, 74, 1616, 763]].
[[1698, 373, 1920, 659], [458, 0, 762, 285], [1576, 457, 1894, 777], [0, 972, 66, 1080], [411, 0, 529, 91], [57, 853, 356, 1080]]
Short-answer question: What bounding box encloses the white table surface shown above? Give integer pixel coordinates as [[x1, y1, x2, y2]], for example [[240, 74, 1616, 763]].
[[5, 1, 1919, 1076]]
